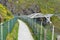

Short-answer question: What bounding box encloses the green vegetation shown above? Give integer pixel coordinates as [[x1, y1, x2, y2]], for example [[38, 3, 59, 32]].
[[6, 21, 19, 40], [0, 4, 13, 23], [51, 16, 60, 34], [7, 0, 60, 14]]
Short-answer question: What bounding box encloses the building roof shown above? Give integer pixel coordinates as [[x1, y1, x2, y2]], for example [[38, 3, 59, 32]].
[[27, 13, 53, 18], [28, 13, 44, 18]]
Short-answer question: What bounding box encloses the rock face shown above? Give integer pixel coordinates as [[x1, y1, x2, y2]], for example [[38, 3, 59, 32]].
[[20, 4, 41, 15], [0, 0, 41, 16], [0, 0, 7, 6]]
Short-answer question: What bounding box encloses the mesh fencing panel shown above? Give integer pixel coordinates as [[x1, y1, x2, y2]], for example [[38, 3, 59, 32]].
[[19, 16, 56, 40], [0, 17, 18, 40], [0, 16, 56, 40]]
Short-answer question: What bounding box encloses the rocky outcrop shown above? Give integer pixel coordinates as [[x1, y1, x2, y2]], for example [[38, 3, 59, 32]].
[[0, 0, 41, 16]]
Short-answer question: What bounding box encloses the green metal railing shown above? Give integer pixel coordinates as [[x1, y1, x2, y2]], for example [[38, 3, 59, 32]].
[[0, 17, 18, 40], [19, 16, 56, 40], [0, 16, 56, 40]]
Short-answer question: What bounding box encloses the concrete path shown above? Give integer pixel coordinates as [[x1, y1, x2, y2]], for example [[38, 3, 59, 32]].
[[18, 19, 34, 40]]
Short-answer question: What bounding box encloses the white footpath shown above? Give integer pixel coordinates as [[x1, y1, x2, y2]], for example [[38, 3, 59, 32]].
[[18, 19, 34, 40]]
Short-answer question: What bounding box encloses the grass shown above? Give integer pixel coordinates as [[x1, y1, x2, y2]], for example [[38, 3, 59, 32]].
[[6, 21, 19, 40]]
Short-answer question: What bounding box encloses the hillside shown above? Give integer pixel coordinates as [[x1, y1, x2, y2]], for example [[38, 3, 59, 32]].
[[7, 0, 60, 34]]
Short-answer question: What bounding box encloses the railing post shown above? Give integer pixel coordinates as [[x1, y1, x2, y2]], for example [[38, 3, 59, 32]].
[[35, 19, 37, 34], [52, 25, 54, 40], [40, 21, 43, 40], [44, 29, 47, 40], [32, 19, 33, 30], [8, 21, 10, 33], [1, 23, 3, 40]]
